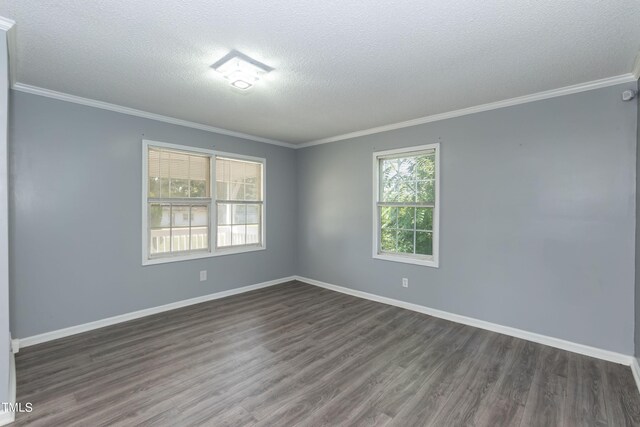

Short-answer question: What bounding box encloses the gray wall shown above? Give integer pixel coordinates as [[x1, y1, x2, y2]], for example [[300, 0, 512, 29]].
[[0, 30, 10, 406], [9, 91, 297, 338], [297, 82, 638, 354]]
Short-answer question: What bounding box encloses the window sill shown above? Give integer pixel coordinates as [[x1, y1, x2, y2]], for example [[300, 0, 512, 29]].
[[373, 253, 439, 268], [143, 245, 265, 266]]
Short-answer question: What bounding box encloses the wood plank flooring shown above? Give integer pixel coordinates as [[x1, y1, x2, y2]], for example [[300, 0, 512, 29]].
[[11, 280, 640, 426]]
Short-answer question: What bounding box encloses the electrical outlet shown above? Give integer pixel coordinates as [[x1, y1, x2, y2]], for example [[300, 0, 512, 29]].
[[200, 270, 207, 282], [402, 278, 409, 288]]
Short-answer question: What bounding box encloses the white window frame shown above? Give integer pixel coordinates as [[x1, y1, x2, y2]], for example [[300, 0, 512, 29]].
[[372, 143, 440, 268], [142, 139, 266, 266]]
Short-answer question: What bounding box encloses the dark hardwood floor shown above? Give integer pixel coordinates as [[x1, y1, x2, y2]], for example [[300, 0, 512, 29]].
[[12, 280, 640, 426]]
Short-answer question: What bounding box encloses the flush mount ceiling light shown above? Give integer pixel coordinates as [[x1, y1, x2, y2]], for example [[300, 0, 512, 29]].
[[211, 50, 273, 90]]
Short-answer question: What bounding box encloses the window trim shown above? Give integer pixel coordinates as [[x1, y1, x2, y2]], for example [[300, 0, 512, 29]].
[[142, 139, 266, 266], [372, 143, 440, 268]]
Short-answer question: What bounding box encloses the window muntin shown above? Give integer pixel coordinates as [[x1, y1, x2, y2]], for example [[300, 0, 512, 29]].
[[374, 144, 439, 267], [143, 140, 265, 265], [215, 157, 263, 249]]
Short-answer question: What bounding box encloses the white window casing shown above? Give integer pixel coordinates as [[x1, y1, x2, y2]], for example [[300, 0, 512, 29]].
[[372, 143, 440, 268]]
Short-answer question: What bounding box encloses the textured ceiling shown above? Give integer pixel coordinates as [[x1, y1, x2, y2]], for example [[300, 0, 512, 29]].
[[1, 1, 640, 144]]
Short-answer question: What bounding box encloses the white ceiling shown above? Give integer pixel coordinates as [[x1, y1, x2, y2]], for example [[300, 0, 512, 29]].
[[1, 1, 639, 145]]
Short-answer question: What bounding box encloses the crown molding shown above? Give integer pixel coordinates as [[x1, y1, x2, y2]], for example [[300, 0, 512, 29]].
[[11, 82, 297, 149], [10, 72, 636, 150], [297, 73, 638, 148], [0, 16, 15, 32]]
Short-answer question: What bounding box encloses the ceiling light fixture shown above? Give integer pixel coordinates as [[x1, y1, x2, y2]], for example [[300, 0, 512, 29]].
[[211, 50, 273, 90]]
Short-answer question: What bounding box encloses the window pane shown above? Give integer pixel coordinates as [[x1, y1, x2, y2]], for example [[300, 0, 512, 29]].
[[216, 181, 228, 199], [397, 207, 415, 230], [216, 158, 230, 182], [170, 152, 189, 180], [160, 177, 170, 198], [245, 183, 258, 201], [381, 158, 398, 182], [417, 180, 435, 203], [212, 156, 264, 250], [159, 151, 170, 197], [246, 204, 260, 224], [416, 231, 433, 255], [398, 157, 415, 180], [189, 155, 210, 183], [149, 148, 211, 199], [246, 224, 260, 244], [217, 203, 231, 226], [171, 179, 190, 198], [397, 182, 416, 203], [380, 152, 435, 203], [191, 205, 208, 227], [415, 155, 435, 180], [416, 207, 433, 231], [233, 204, 246, 225], [169, 153, 190, 198], [230, 160, 245, 183], [172, 205, 190, 227], [190, 226, 208, 250], [232, 225, 246, 245], [216, 158, 262, 201], [244, 163, 262, 199], [146, 146, 215, 259], [217, 225, 231, 247], [190, 180, 207, 198], [149, 204, 170, 228], [216, 157, 263, 202], [381, 159, 399, 202], [149, 177, 160, 198], [171, 227, 190, 252], [382, 182, 399, 202], [149, 148, 160, 177], [244, 162, 261, 184], [380, 206, 397, 229], [380, 228, 396, 252], [229, 181, 244, 200], [397, 230, 415, 254], [150, 228, 171, 255]]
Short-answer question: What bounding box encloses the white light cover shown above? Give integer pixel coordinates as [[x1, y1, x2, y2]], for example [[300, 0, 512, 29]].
[[228, 70, 258, 84], [231, 80, 252, 90], [211, 51, 273, 90]]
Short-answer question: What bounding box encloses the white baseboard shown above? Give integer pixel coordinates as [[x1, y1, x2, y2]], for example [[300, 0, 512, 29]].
[[0, 351, 16, 426], [631, 357, 640, 395], [295, 275, 633, 366], [15, 276, 296, 350]]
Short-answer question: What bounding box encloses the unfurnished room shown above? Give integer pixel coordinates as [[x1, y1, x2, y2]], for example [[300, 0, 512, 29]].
[[0, 1, 639, 426]]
